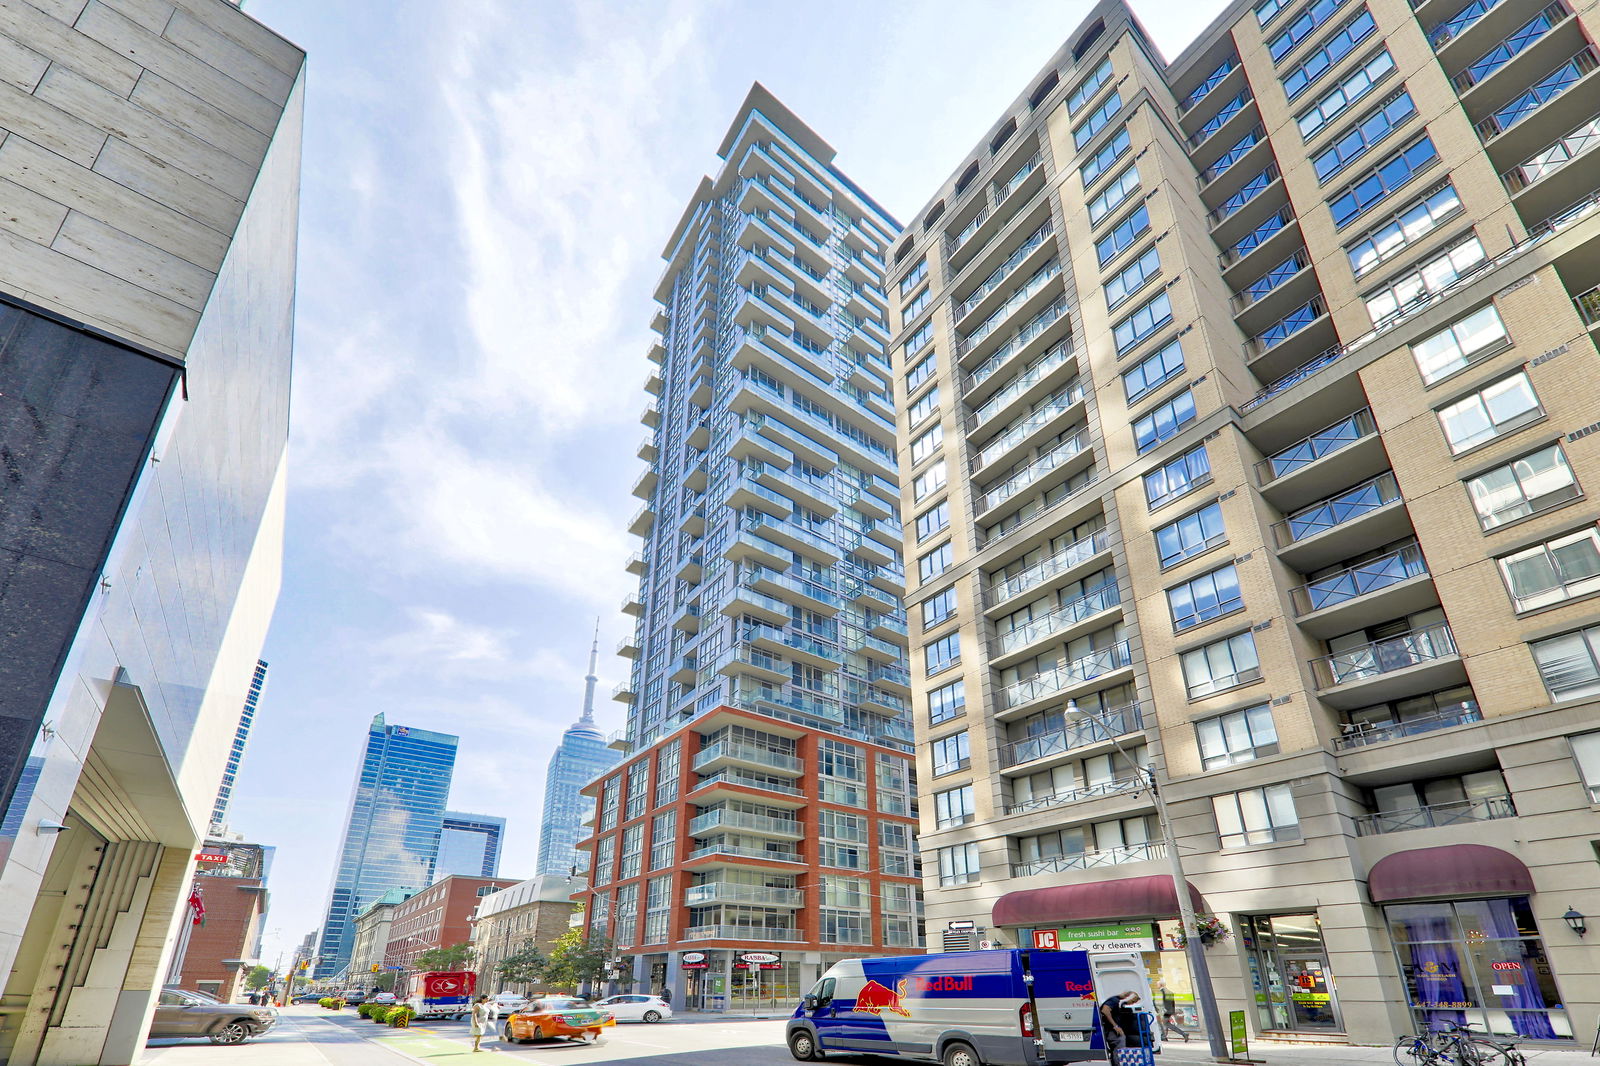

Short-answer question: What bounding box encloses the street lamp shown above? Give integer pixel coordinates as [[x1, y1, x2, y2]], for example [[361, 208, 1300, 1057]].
[[1066, 701, 1229, 1060]]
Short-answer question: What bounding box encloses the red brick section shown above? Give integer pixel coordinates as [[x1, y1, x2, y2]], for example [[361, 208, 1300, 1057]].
[[384, 875, 520, 972], [575, 705, 922, 956], [179, 874, 266, 1002]]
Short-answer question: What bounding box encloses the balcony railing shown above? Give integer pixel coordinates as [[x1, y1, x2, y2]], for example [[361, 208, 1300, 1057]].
[[976, 385, 1087, 469], [1474, 48, 1598, 142], [685, 843, 803, 864], [987, 530, 1110, 605], [1003, 777, 1143, 816], [1190, 89, 1253, 147], [683, 883, 804, 907], [999, 704, 1143, 768], [1209, 164, 1280, 226], [1200, 126, 1264, 185], [1273, 472, 1402, 548], [993, 153, 1043, 206], [1291, 542, 1428, 615], [1258, 408, 1377, 483], [1179, 56, 1237, 114], [954, 219, 1054, 321], [979, 430, 1090, 512], [1011, 840, 1165, 877], [1503, 113, 1600, 192], [1312, 622, 1457, 688], [1354, 794, 1515, 835], [693, 770, 803, 797], [1235, 249, 1311, 310], [997, 585, 1121, 655], [1251, 296, 1327, 356], [692, 739, 802, 774], [681, 925, 804, 941], [1451, 3, 1569, 93], [968, 341, 1075, 418], [958, 261, 1062, 356], [1577, 285, 1600, 325], [1221, 208, 1293, 267], [966, 298, 1071, 390], [688, 808, 802, 837], [1000, 641, 1135, 709], [1333, 701, 1481, 750], [1429, 0, 1505, 48]]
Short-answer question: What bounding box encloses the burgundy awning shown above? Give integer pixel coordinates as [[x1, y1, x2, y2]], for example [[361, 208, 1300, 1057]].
[[1368, 844, 1534, 903], [992, 875, 1206, 928]]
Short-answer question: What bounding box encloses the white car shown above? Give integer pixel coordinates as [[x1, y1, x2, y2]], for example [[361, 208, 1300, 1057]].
[[593, 994, 671, 1023], [370, 992, 397, 1005], [488, 992, 526, 1018]]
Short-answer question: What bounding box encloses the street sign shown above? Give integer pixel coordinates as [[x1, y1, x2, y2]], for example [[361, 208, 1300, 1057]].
[[947, 920, 976, 931], [1033, 929, 1059, 950]]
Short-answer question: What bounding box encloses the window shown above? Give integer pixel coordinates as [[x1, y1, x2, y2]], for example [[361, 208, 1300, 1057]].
[[910, 423, 943, 464], [1122, 337, 1184, 403], [1346, 181, 1461, 278], [1254, 0, 1287, 25], [1081, 127, 1131, 187], [1438, 371, 1541, 454], [1145, 444, 1211, 509], [902, 286, 930, 323], [1365, 234, 1484, 328], [1213, 783, 1300, 847], [653, 739, 679, 808], [1197, 704, 1279, 769], [1096, 204, 1150, 266], [904, 319, 934, 356], [1499, 529, 1600, 612], [649, 810, 676, 870], [1532, 625, 1600, 701], [1067, 56, 1114, 115], [915, 500, 950, 542], [899, 257, 927, 297], [1133, 387, 1195, 452], [1088, 165, 1140, 225], [937, 842, 980, 886], [1072, 90, 1121, 149], [1282, 8, 1377, 100], [1413, 304, 1509, 385], [1465, 443, 1579, 530], [1182, 631, 1261, 698], [907, 353, 936, 390], [1104, 244, 1161, 311], [925, 632, 961, 675], [1114, 290, 1172, 356], [922, 587, 957, 627], [918, 542, 953, 581], [1298, 49, 1394, 140], [908, 386, 939, 427], [1570, 731, 1600, 801], [1269, 0, 1349, 62], [1312, 90, 1415, 182], [1329, 135, 1437, 229], [1168, 563, 1243, 631], [935, 785, 975, 828], [913, 462, 947, 502], [931, 731, 970, 775], [928, 679, 966, 724], [1157, 500, 1226, 567]]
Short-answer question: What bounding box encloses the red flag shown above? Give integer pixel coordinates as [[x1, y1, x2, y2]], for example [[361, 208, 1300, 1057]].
[[188, 886, 206, 927]]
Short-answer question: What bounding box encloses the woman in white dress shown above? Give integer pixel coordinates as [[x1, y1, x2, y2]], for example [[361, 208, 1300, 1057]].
[[470, 995, 491, 1052]]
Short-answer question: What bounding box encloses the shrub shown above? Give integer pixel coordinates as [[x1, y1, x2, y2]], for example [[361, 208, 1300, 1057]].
[[370, 1006, 393, 1023], [388, 1006, 416, 1028]]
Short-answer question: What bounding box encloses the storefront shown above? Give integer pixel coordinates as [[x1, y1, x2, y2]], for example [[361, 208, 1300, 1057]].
[[1048, 921, 1200, 1032], [1370, 845, 1572, 1040], [678, 949, 803, 1012], [1238, 913, 1342, 1034]]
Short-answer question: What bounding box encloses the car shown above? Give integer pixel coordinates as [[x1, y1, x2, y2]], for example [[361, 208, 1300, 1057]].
[[594, 994, 672, 1023], [290, 993, 322, 1004], [501, 996, 614, 1044], [149, 987, 278, 1046], [338, 989, 369, 1005], [370, 992, 397, 1005], [488, 991, 526, 1018]]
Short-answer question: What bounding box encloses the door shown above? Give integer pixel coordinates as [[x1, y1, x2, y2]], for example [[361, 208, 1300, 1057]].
[[1283, 955, 1340, 1030], [1243, 914, 1343, 1033], [1028, 949, 1098, 1061]]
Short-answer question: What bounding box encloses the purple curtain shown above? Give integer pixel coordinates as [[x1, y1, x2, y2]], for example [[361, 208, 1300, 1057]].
[[1397, 914, 1467, 1031], [1482, 900, 1557, 1039]]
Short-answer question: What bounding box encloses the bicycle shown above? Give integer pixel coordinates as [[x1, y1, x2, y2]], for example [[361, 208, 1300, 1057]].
[[1445, 1021, 1526, 1066], [1393, 1022, 1526, 1066]]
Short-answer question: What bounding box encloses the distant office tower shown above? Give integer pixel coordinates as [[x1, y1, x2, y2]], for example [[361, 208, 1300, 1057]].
[[536, 628, 622, 876], [437, 811, 505, 878], [577, 85, 921, 1011], [210, 660, 268, 834], [314, 715, 458, 977]]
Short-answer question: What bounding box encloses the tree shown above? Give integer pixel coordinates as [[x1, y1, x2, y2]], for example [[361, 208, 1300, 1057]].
[[374, 971, 397, 991], [245, 965, 271, 991], [411, 943, 475, 972], [540, 930, 615, 992], [496, 939, 547, 988]]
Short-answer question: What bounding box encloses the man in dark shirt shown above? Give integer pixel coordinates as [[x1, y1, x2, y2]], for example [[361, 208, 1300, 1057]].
[[1099, 991, 1138, 1052]]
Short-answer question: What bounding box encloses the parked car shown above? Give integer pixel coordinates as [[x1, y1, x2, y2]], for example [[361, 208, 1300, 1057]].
[[290, 993, 322, 1004], [488, 991, 526, 1018], [370, 991, 397, 1005], [501, 996, 614, 1044], [594, 994, 672, 1023], [149, 987, 277, 1045], [338, 989, 369, 1005]]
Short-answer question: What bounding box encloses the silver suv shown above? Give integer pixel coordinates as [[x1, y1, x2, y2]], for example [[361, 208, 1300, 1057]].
[[149, 987, 277, 1045]]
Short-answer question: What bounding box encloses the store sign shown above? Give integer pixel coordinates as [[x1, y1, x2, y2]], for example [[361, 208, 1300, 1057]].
[[735, 951, 782, 970], [680, 952, 709, 970], [1033, 930, 1059, 950], [1054, 923, 1157, 953], [195, 851, 229, 864]]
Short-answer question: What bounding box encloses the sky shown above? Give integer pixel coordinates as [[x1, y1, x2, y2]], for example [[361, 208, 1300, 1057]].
[[228, 0, 1226, 970]]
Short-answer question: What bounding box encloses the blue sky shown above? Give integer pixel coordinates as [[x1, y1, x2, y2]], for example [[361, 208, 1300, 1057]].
[[229, 0, 1224, 970]]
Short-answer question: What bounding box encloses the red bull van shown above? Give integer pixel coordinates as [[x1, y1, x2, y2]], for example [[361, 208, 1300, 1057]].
[[786, 949, 1103, 1066]]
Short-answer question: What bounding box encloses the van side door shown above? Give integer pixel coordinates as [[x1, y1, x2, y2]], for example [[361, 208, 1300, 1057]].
[[1025, 950, 1099, 1063]]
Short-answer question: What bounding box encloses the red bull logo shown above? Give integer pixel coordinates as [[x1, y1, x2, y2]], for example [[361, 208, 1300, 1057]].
[[854, 979, 912, 1018]]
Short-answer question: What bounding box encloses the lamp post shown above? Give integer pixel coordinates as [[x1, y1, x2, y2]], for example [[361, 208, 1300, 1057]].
[[1066, 701, 1229, 1061]]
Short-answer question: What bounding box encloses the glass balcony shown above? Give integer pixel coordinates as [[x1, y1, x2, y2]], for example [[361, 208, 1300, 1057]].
[[1178, 56, 1238, 114], [1189, 88, 1253, 148], [978, 429, 1090, 514], [998, 703, 1142, 769], [1333, 700, 1481, 750], [1011, 841, 1165, 877], [1003, 777, 1142, 816], [957, 261, 1062, 357], [1353, 794, 1515, 835], [683, 883, 804, 907], [1273, 472, 1403, 548], [996, 585, 1121, 656], [1451, 3, 1569, 92], [1199, 126, 1264, 185], [966, 298, 1072, 391], [1250, 296, 1327, 358], [986, 530, 1111, 606], [1503, 113, 1600, 193], [1474, 47, 1598, 141], [1000, 641, 1134, 710], [1429, 0, 1506, 48], [691, 739, 802, 775], [954, 219, 1054, 321], [1209, 164, 1280, 227], [1312, 622, 1457, 689], [993, 153, 1043, 206], [687, 808, 803, 838], [681, 924, 804, 941], [1291, 542, 1429, 615], [1259, 409, 1378, 484], [692, 769, 803, 797], [1234, 249, 1312, 311], [968, 342, 1075, 420], [1221, 209, 1294, 268]]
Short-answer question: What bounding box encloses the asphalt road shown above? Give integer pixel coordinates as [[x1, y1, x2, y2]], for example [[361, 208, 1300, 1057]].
[[416, 1012, 798, 1064]]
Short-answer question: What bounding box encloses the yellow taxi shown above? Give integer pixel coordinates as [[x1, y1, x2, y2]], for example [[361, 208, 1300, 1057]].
[[501, 996, 614, 1044]]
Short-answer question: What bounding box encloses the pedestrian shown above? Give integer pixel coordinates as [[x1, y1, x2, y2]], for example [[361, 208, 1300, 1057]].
[[1158, 981, 1191, 1043], [1099, 990, 1137, 1055], [660, 986, 672, 1007], [470, 995, 491, 1052]]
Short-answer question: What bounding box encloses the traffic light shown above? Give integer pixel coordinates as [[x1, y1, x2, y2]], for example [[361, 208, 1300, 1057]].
[[370, 964, 380, 973]]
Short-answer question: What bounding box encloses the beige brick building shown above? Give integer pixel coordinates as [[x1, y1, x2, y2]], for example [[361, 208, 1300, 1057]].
[[889, 0, 1600, 1046]]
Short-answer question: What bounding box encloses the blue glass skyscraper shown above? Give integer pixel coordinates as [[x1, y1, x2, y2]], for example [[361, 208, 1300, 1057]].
[[536, 628, 621, 876], [436, 811, 505, 878], [314, 715, 457, 978]]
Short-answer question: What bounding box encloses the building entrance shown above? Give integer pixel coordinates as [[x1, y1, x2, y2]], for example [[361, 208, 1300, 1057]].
[[1241, 913, 1343, 1033], [729, 961, 797, 1011]]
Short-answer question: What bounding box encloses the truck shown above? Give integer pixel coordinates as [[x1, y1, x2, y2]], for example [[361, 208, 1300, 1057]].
[[402, 971, 476, 1021], [786, 949, 1159, 1066]]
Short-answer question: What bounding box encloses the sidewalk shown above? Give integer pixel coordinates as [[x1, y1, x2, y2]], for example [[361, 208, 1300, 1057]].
[[1153, 1036, 1591, 1064], [140, 1008, 477, 1066]]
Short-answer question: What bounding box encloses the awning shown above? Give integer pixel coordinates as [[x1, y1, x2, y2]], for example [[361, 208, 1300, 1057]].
[[992, 875, 1206, 928], [1368, 844, 1534, 903]]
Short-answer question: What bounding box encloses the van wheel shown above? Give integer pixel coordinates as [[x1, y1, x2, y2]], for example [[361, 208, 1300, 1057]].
[[943, 1042, 979, 1066], [789, 1030, 823, 1061]]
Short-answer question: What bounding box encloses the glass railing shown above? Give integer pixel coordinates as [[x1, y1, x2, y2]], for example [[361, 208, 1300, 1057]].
[[1236, 249, 1311, 308], [976, 387, 1087, 469], [1251, 296, 1327, 354], [1333, 700, 1481, 750], [1312, 622, 1457, 688], [968, 344, 1075, 419], [1221, 208, 1293, 266], [1179, 57, 1238, 113], [1502, 112, 1600, 191], [954, 219, 1054, 320], [685, 840, 804, 864], [693, 770, 803, 796], [1190, 89, 1253, 147], [1200, 126, 1264, 185], [967, 299, 1072, 390], [1475, 48, 1598, 141], [1259, 408, 1377, 482], [691, 739, 802, 774], [979, 430, 1090, 512], [1354, 794, 1515, 835], [1429, 0, 1505, 48], [998, 704, 1142, 768], [958, 261, 1062, 355], [1210, 164, 1280, 226], [952, 205, 991, 249], [682, 924, 804, 940], [1011, 841, 1164, 877], [1003, 777, 1142, 816], [997, 585, 1121, 655], [742, 623, 843, 664], [993, 153, 1043, 205], [1452, 3, 1568, 92], [1001, 641, 1134, 709], [988, 530, 1110, 604], [1273, 472, 1402, 546], [688, 809, 803, 837], [1577, 285, 1600, 325], [683, 883, 804, 907], [1290, 542, 1428, 614]]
